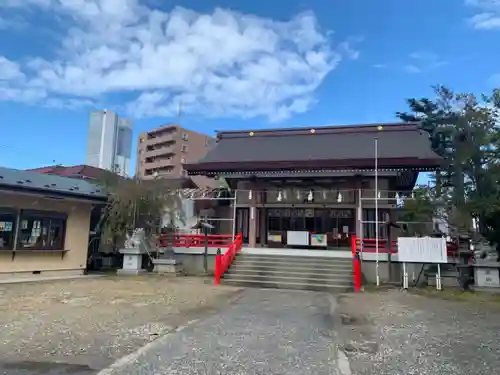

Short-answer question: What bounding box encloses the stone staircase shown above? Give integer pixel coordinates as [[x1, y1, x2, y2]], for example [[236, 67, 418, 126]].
[[222, 253, 354, 292]]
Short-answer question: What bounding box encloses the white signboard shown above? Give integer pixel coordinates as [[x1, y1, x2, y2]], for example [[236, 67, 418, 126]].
[[287, 231, 309, 246], [397, 237, 448, 263]]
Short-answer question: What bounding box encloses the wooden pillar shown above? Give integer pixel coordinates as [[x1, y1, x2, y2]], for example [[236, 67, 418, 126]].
[[387, 208, 396, 281], [248, 186, 257, 248], [259, 191, 266, 247], [354, 178, 362, 241]]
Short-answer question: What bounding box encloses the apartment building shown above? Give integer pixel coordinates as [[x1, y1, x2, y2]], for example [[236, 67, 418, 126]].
[[136, 124, 214, 179]]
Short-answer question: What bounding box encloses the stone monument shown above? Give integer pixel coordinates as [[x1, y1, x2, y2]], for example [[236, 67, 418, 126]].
[[117, 228, 150, 276], [152, 224, 184, 276], [472, 241, 500, 292]]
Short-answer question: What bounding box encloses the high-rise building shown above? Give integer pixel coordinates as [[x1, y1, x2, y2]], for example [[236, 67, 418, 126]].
[[136, 124, 214, 179], [85, 110, 132, 176]]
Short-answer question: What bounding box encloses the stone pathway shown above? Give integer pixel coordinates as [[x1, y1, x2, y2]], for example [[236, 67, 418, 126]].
[[0, 277, 241, 375], [335, 290, 500, 375], [102, 288, 339, 375]]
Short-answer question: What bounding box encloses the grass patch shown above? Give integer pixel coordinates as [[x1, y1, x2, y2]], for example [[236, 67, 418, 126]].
[[362, 283, 400, 293], [411, 287, 500, 303]]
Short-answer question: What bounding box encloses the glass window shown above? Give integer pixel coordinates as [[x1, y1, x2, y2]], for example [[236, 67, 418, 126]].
[[0, 209, 16, 250], [17, 210, 67, 250], [182, 133, 189, 141]]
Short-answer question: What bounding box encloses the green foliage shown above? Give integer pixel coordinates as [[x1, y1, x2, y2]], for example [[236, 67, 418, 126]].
[[397, 185, 438, 236], [397, 86, 500, 244], [97, 172, 184, 248], [398, 186, 436, 223]]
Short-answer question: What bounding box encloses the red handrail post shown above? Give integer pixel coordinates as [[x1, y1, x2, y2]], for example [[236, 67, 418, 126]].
[[353, 254, 361, 293], [351, 235, 362, 293], [214, 248, 222, 285], [213, 233, 244, 286]]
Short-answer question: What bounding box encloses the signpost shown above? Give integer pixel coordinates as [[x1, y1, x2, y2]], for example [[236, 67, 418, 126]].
[[397, 237, 448, 290]]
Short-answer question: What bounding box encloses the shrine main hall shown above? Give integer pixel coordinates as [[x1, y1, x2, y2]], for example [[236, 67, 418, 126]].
[[184, 123, 441, 252]]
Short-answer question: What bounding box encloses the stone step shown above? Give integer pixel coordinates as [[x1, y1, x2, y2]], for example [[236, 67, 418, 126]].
[[221, 278, 352, 292], [224, 272, 352, 285], [229, 264, 353, 275], [227, 268, 353, 280], [231, 260, 352, 272], [225, 253, 354, 292], [237, 254, 353, 264]]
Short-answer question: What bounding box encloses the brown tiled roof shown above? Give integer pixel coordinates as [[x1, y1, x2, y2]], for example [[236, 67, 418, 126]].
[[185, 123, 442, 173], [27, 164, 108, 180]]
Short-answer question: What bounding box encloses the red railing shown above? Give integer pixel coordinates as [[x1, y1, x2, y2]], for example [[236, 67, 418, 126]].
[[214, 233, 243, 285], [356, 238, 398, 254], [157, 234, 234, 248]]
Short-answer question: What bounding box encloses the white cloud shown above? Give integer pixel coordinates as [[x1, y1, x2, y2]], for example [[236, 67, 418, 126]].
[[0, 0, 51, 7], [468, 12, 500, 29], [0, 15, 26, 29], [466, 0, 500, 29], [403, 51, 447, 74], [0, 0, 361, 122], [0, 57, 24, 80], [404, 65, 421, 74]]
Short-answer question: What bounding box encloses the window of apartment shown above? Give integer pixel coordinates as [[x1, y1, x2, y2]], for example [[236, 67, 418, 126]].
[[181, 144, 188, 152], [182, 132, 189, 141], [17, 210, 67, 250], [181, 156, 186, 164], [139, 138, 144, 143], [0, 208, 16, 251]]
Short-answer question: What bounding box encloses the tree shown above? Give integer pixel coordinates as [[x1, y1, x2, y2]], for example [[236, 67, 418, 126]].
[[97, 172, 185, 251], [397, 86, 500, 245], [397, 185, 437, 236]]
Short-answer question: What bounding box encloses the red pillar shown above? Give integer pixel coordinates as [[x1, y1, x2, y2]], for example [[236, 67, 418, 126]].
[[214, 249, 222, 285], [351, 235, 361, 293]]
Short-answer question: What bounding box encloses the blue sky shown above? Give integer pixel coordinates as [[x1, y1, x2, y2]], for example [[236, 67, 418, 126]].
[[1, 0, 499, 172]]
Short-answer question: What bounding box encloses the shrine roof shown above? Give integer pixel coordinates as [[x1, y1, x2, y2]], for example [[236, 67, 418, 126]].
[[185, 122, 442, 175]]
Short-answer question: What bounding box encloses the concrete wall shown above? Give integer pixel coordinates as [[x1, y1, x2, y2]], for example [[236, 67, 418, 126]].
[[0, 192, 93, 278], [175, 254, 217, 275], [361, 260, 402, 284]]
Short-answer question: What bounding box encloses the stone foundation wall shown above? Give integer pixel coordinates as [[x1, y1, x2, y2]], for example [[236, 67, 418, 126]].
[[174, 254, 217, 276]]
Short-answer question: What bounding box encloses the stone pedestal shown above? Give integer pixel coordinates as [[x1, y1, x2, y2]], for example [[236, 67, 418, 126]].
[[473, 262, 500, 293], [152, 258, 184, 276], [117, 247, 146, 276]]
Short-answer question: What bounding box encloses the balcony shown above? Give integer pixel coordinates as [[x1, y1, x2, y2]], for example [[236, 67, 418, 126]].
[[145, 147, 175, 158], [143, 159, 174, 169], [146, 133, 176, 146]]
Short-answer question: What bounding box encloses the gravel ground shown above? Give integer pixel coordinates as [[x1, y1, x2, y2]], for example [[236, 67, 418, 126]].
[[335, 289, 500, 375], [101, 288, 339, 375], [0, 276, 241, 375]]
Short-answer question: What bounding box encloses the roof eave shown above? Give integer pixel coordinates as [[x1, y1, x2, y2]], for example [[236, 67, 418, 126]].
[[185, 157, 443, 174], [0, 184, 108, 203]]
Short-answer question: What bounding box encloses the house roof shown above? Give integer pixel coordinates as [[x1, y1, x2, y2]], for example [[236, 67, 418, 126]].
[[26, 164, 107, 180], [0, 166, 108, 201], [185, 123, 442, 174]]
